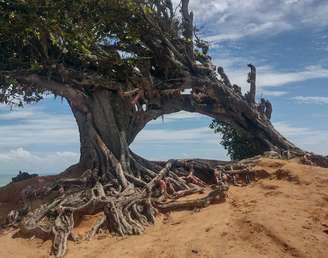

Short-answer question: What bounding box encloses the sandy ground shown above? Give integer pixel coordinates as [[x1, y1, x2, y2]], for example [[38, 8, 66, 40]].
[[0, 158, 328, 258]]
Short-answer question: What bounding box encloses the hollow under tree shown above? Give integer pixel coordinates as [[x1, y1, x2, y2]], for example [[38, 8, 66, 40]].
[[0, 0, 305, 257]]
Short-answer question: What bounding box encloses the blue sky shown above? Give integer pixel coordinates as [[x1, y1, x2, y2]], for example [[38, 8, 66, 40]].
[[0, 0, 328, 175]]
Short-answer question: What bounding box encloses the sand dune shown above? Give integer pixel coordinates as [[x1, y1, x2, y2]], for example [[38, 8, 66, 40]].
[[0, 158, 328, 258]]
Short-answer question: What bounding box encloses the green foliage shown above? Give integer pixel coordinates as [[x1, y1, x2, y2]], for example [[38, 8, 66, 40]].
[[210, 120, 263, 160], [0, 0, 143, 70], [0, 0, 184, 106]]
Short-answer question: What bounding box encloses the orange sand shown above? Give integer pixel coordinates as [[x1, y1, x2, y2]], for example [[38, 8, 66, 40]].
[[0, 158, 328, 258]]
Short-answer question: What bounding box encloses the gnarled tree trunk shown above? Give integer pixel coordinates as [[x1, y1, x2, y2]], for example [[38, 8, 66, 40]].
[[71, 90, 132, 187], [4, 2, 305, 257], [15, 72, 303, 258], [70, 74, 301, 185]]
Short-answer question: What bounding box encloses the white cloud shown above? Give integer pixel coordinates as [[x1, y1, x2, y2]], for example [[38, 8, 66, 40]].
[[165, 111, 202, 120], [291, 96, 328, 105], [131, 125, 228, 161], [256, 65, 328, 88], [0, 106, 79, 149], [186, 0, 328, 42], [0, 148, 79, 175], [214, 53, 328, 90], [205, 21, 291, 42], [260, 90, 288, 97], [285, 0, 300, 4], [273, 122, 311, 137], [0, 110, 37, 120], [273, 121, 328, 155], [133, 126, 214, 144], [0, 102, 79, 174], [131, 111, 228, 160], [152, 111, 204, 124]]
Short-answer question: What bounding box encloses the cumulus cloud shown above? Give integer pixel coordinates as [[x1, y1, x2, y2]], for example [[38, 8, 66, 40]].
[[133, 126, 214, 144], [0, 102, 80, 174], [184, 0, 328, 42], [273, 122, 311, 137], [273, 121, 328, 155], [131, 125, 227, 161], [131, 112, 228, 161], [214, 53, 328, 90], [195, 0, 328, 92], [256, 65, 328, 88], [0, 106, 79, 149], [0, 147, 79, 174]]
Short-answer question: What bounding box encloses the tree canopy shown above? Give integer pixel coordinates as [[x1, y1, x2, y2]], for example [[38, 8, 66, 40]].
[[0, 0, 210, 106]]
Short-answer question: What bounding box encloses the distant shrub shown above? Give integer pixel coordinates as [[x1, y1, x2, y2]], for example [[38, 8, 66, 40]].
[[210, 120, 263, 160]]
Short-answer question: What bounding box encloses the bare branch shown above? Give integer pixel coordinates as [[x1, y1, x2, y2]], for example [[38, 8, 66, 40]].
[[246, 64, 256, 104], [181, 0, 194, 62], [15, 73, 88, 112], [217, 66, 232, 87]]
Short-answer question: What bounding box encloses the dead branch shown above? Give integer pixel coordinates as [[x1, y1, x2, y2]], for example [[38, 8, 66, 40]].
[[217, 66, 232, 87]]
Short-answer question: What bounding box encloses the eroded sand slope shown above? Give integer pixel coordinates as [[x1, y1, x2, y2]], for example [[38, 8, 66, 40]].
[[1, 158, 328, 258]]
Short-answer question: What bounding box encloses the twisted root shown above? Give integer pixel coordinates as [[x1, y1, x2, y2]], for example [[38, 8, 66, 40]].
[[14, 159, 231, 257]]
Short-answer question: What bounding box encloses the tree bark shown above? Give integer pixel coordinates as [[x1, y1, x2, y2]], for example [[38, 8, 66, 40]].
[[70, 78, 301, 182], [69, 89, 135, 188], [2, 2, 309, 257], [16, 78, 303, 257]]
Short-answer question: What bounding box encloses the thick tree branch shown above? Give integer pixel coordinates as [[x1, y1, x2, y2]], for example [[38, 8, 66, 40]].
[[15, 73, 88, 112]]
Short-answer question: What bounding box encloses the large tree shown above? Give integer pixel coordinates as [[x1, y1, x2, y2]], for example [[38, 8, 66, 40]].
[[0, 0, 303, 257]]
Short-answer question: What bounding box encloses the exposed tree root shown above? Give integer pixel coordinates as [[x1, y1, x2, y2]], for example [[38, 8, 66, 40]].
[[156, 184, 228, 212], [5, 156, 271, 257], [301, 153, 328, 168], [83, 215, 106, 241], [52, 208, 74, 258]]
